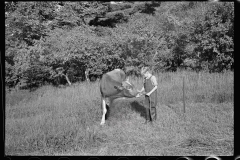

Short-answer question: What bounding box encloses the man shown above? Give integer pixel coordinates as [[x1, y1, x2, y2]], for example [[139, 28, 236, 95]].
[[138, 67, 158, 123]]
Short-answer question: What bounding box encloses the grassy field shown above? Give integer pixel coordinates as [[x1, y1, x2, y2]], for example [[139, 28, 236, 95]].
[[5, 71, 234, 156]]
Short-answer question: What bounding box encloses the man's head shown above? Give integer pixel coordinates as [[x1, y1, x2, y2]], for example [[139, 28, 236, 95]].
[[141, 67, 152, 78]]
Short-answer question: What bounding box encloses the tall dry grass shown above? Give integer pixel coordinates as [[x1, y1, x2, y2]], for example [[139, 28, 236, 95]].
[[5, 71, 233, 155], [130, 71, 233, 104]]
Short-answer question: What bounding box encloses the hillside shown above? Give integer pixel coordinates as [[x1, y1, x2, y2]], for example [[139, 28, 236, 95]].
[[5, 2, 234, 90]]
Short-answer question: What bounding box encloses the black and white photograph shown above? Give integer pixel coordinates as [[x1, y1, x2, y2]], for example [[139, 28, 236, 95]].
[[5, 1, 234, 156]]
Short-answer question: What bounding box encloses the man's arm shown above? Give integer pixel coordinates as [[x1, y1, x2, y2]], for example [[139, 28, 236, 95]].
[[146, 86, 157, 96]]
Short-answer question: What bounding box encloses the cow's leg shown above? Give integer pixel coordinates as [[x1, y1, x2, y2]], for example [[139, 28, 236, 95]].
[[100, 97, 107, 125]]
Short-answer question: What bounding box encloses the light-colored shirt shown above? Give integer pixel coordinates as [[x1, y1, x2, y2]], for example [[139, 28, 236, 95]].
[[145, 75, 158, 86]]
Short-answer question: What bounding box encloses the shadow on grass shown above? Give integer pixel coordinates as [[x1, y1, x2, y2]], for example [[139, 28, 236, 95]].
[[105, 98, 147, 120], [130, 100, 147, 119]]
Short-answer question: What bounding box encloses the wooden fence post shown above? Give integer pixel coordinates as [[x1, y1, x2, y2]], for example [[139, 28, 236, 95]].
[[183, 76, 186, 121]]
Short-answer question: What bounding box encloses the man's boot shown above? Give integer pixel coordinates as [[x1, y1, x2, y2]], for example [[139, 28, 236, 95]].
[[145, 108, 152, 124], [150, 107, 157, 121]]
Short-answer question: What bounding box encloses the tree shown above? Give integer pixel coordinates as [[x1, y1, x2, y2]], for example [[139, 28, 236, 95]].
[[5, 2, 234, 90], [5, 2, 111, 88], [190, 2, 234, 72]]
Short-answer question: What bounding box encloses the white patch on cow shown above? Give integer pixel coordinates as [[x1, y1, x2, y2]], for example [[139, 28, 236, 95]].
[[100, 98, 107, 125], [115, 69, 121, 71]]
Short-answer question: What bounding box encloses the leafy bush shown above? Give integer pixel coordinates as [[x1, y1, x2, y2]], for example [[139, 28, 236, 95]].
[[5, 2, 234, 89]]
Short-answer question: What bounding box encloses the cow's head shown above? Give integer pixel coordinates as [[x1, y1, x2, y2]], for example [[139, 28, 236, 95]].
[[113, 79, 138, 98], [100, 69, 141, 100]]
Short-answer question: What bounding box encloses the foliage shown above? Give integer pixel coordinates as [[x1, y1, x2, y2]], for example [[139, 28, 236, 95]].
[[191, 2, 234, 72], [5, 2, 234, 89]]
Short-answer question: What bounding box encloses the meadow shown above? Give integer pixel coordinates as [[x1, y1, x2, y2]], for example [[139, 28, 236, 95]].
[[5, 71, 234, 156]]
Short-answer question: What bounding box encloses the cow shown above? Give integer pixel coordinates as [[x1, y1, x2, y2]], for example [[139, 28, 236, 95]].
[[99, 69, 140, 125]]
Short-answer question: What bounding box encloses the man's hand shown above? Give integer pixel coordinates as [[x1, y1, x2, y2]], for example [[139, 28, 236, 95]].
[[136, 93, 141, 98], [145, 92, 150, 96], [136, 91, 146, 97]]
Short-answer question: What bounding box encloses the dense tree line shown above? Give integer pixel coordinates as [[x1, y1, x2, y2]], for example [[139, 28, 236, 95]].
[[5, 2, 234, 89]]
